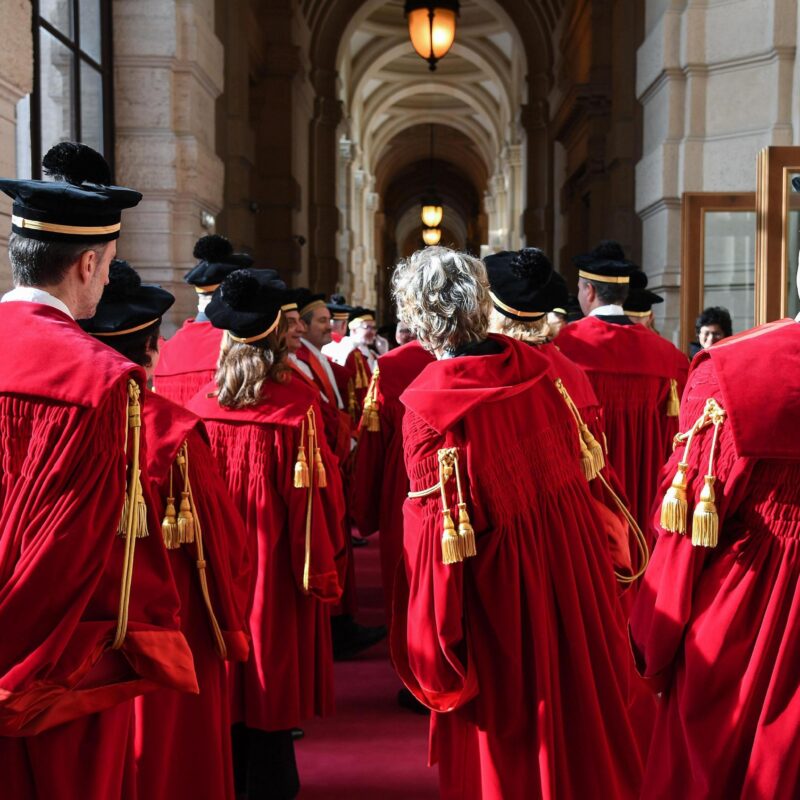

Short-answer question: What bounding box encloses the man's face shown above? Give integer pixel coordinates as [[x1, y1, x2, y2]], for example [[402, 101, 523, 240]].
[[698, 323, 725, 349], [395, 322, 415, 345], [285, 310, 306, 354], [76, 241, 115, 319], [351, 320, 377, 346], [305, 307, 332, 350]]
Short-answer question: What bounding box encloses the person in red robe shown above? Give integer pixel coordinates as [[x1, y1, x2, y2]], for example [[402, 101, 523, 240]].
[[623, 268, 664, 333], [0, 144, 197, 800], [484, 248, 650, 588], [629, 316, 800, 798], [153, 234, 255, 405], [389, 246, 652, 799], [187, 269, 347, 800], [80, 259, 252, 800], [556, 241, 690, 541]]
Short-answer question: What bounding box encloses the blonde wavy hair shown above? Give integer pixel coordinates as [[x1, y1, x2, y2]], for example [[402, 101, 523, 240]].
[[391, 246, 490, 354], [215, 316, 289, 408], [488, 308, 551, 345]]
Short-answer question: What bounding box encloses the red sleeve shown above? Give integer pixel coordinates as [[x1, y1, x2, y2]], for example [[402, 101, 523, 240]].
[[279, 405, 347, 602], [629, 358, 751, 683], [389, 410, 478, 712]]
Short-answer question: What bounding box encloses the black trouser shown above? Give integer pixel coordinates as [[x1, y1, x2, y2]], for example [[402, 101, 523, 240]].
[[231, 724, 300, 800]]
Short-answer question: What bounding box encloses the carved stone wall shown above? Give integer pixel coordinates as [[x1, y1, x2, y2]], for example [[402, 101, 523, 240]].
[[0, 0, 33, 290]]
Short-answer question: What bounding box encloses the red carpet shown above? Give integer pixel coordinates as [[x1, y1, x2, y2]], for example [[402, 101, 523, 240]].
[[295, 536, 438, 798]]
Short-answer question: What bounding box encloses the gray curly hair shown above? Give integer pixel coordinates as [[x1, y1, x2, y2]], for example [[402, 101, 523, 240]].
[[391, 247, 490, 354]]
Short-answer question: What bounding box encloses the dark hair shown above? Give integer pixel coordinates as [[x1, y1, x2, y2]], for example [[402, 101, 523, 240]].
[[103, 324, 161, 368], [695, 306, 732, 337], [587, 278, 629, 306], [8, 233, 107, 287]]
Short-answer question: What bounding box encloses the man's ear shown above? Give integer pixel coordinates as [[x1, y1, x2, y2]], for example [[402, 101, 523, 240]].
[[76, 248, 98, 286]]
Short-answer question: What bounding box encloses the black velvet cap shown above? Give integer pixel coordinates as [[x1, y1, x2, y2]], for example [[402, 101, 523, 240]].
[[328, 300, 353, 321], [624, 269, 663, 314], [348, 306, 376, 328], [206, 268, 288, 342], [0, 142, 141, 243], [484, 248, 554, 321], [80, 259, 174, 338], [184, 235, 255, 293], [572, 240, 638, 284], [292, 288, 328, 317]]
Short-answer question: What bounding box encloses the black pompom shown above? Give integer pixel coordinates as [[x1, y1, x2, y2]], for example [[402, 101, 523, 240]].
[[593, 240, 626, 262], [193, 234, 233, 262], [329, 293, 347, 305], [104, 259, 141, 300], [42, 142, 112, 186], [221, 269, 260, 310], [511, 247, 552, 282]]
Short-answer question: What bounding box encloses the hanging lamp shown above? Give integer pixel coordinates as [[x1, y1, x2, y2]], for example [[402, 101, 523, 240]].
[[404, 0, 460, 72], [422, 227, 442, 246], [420, 124, 443, 227]]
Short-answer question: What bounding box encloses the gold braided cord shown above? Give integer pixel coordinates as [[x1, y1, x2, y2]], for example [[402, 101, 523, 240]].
[[301, 406, 316, 593], [488, 291, 546, 319], [112, 379, 143, 650], [578, 269, 630, 284]]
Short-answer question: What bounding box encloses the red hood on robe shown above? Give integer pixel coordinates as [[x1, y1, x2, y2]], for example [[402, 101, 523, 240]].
[[698, 318, 800, 460], [155, 319, 223, 377], [378, 340, 436, 401], [401, 334, 551, 434]]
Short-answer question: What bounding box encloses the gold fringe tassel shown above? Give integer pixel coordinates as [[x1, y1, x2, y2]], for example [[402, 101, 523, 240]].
[[308, 409, 327, 488], [437, 447, 476, 564], [667, 378, 680, 417], [353, 351, 369, 389], [161, 465, 179, 549], [360, 367, 381, 432], [660, 460, 689, 534], [554, 378, 605, 481], [294, 416, 310, 488], [691, 401, 725, 547], [297, 406, 324, 594]]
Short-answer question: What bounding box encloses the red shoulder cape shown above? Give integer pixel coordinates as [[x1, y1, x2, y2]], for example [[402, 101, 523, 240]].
[[155, 319, 223, 377], [378, 341, 436, 400]]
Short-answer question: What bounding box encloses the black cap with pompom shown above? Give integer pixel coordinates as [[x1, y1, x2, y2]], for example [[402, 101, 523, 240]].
[[80, 259, 174, 338], [572, 239, 638, 284], [206, 268, 289, 342], [0, 141, 141, 243], [184, 234, 255, 292], [624, 270, 663, 314], [484, 248, 555, 321]]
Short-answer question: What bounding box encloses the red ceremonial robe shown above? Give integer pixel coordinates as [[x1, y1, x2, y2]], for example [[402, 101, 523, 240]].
[[630, 319, 800, 799], [556, 316, 689, 537], [393, 335, 651, 800], [350, 341, 434, 634], [187, 374, 347, 731], [154, 318, 222, 406], [0, 303, 196, 798], [135, 390, 251, 800]]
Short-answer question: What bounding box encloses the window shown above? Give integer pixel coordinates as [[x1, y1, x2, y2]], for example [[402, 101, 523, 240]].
[[16, 0, 113, 180]]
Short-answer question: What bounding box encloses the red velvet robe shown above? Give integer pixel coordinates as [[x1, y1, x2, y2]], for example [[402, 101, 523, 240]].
[[0, 303, 196, 798], [187, 375, 347, 731], [630, 319, 800, 799], [557, 316, 689, 537], [350, 341, 435, 634], [154, 319, 222, 406], [393, 335, 651, 800], [135, 391, 251, 800]]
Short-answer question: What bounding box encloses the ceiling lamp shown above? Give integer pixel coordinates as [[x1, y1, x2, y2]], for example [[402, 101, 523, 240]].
[[422, 227, 442, 246], [405, 0, 460, 72], [420, 125, 443, 227]]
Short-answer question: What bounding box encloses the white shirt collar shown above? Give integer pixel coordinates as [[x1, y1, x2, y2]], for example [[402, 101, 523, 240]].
[[589, 304, 625, 318], [301, 338, 343, 408], [1, 286, 74, 320]]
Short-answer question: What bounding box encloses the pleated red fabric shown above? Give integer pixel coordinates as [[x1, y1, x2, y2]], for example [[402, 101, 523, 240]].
[[631, 320, 800, 799], [350, 341, 434, 634], [188, 374, 347, 731], [393, 335, 652, 800], [153, 319, 222, 406], [135, 391, 251, 800], [557, 316, 689, 538], [0, 303, 197, 741]]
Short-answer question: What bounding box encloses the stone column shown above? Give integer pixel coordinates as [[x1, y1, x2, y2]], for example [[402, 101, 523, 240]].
[[0, 0, 33, 290], [113, 0, 224, 333], [335, 136, 355, 297]]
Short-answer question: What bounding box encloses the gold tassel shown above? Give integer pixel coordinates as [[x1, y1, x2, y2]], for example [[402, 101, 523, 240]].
[[177, 491, 195, 544], [353, 351, 368, 389], [294, 417, 310, 488], [692, 476, 719, 547], [360, 368, 381, 433], [347, 380, 358, 423], [554, 378, 602, 481], [660, 461, 689, 534], [667, 378, 680, 417], [580, 423, 605, 475], [441, 508, 463, 565], [456, 503, 476, 558], [309, 409, 327, 488], [118, 494, 129, 537], [161, 465, 179, 548], [135, 490, 148, 538]]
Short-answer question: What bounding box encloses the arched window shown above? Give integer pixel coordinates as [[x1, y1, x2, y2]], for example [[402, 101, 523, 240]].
[[16, 0, 114, 179]]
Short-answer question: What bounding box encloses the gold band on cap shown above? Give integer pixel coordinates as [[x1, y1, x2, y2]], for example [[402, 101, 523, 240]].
[[551, 307, 567, 316], [281, 302, 298, 312], [194, 283, 221, 295], [12, 215, 121, 236], [578, 269, 630, 284], [299, 299, 327, 317], [92, 317, 161, 337], [624, 309, 653, 318], [349, 314, 375, 329], [227, 310, 282, 344], [489, 291, 546, 319], [332, 312, 348, 321]]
